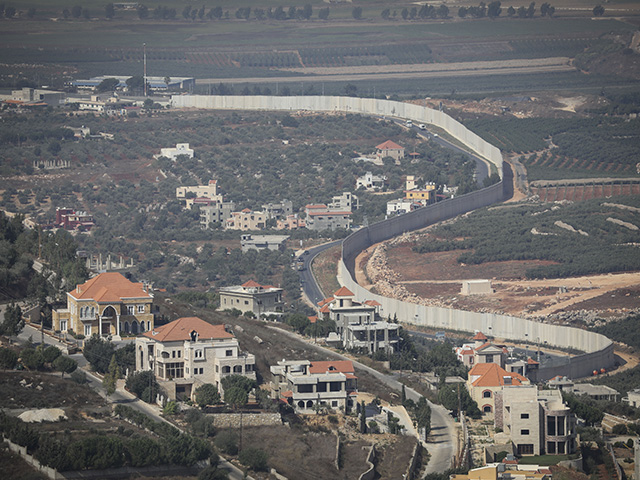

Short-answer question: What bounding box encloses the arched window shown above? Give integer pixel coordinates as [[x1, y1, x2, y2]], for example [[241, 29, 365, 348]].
[[483, 390, 492, 398], [222, 366, 231, 373], [306, 400, 313, 409], [124, 322, 130, 333], [297, 401, 305, 408], [233, 365, 242, 373], [483, 405, 492, 413]]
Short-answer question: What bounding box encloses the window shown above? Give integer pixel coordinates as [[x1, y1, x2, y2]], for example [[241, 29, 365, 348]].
[[177, 351, 181, 358], [520, 413, 529, 419], [60, 320, 67, 331], [547, 442, 556, 454], [520, 429, 530, 435], [195, 350, 203, 359], [485, 355, 494, 363], [84, 324, 92, 337], [172, 351, 176, 358], [165, 362, 184, 379], [558, 442, 565, 454], [226, 350, 233, 357], [483, 405, 492, 413], [298, 384, 313, 393], [127, 305, 134, 315], [483, 390, 492, 398], [137, 305, 145, 313], [244, 300, 249, 305], [332, 401, 338, 407], [517, 444, 534, 455]]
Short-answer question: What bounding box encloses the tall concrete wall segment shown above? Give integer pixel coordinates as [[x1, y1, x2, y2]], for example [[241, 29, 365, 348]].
[[171, 94, 614, 380], [170, 95, 503, 176]]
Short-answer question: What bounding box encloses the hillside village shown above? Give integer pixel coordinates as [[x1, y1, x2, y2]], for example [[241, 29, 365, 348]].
[[1, 37, 640, 480]]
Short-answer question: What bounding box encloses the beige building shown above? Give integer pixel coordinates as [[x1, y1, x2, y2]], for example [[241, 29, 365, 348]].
[[451, 463, 552, 480], [225, 209, 267, 231], [176, 180, 223, 207], [135, 316, 255, 401], [271, 359, 358, 413], [52, 272, 154, 338], [467, 362, 529, 416], [218, 280, 284, 316], [496, 386, 577, 457], [375, 140, 405, 162]]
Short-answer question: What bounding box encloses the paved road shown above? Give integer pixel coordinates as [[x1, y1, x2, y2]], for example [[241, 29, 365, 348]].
[[297, 240, 341, 304], [269, 326, 457, 474]]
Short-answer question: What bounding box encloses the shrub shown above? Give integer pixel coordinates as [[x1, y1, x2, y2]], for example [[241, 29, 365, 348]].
[[0, 347, 18, 370], [612, 424, 628, 435], [214, 431, 238, 455], [238, 447, 269, 471], [163, 400, 179, 416], [53, 355, 77, 377], [70, 370, 87, 384], [195, 383, 220, 408]]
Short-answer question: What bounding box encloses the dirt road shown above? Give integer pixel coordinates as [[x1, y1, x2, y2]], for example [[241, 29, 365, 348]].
[[196, 57, 574, 85]]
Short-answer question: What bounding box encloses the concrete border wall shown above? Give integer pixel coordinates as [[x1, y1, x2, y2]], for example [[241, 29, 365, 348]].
[[170, 95, 503, 176], [170, 94, 614, 380]]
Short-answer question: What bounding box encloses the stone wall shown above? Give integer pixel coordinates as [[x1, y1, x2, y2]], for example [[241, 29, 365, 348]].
[[210, 412, 282, 428]]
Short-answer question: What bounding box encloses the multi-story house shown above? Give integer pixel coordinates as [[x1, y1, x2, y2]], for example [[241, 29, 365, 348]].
[[225, 209, 267, 231], [328, 192, 359, 211], [318, 287, 399, 354], [176, 180, 222, 204], [496, 385, 577, 457], [466, 362, 529, 416], [135, 316, 256, 401], [356, 172, 387, 191], [276, 214, 306, 230], [198, 199, 236, 228], [375, 140, 405, 162], [261, 200, 293, 220], [270, 359, 358, 413], [218, 280, 284, 316], [55, 207, 95, 232], [52, 272, 154, 338]]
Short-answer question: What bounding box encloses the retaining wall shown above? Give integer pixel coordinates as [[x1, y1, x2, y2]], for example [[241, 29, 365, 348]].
[[210, 412, 281, 428]]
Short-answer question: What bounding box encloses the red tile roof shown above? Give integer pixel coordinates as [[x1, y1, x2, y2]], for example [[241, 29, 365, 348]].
[[320, 305, 330, 313], [364, 300, 381, 306], [472, 332, 488, 341], [334, 286, 354, 297], [527, 357, 540, 365], [469, 363, 528, 388], [376, 140, 403, 150], [305, 204, 327, 209], [70, 272, 152, 303], [317, 297, 334, 306], [308, 315, 318, 324], [242, 280, 262, 288], [142, 316, 233, 342], [309, 360, 355, 375]]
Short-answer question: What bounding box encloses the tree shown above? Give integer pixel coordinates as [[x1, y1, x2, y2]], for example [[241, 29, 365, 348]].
[[4, 5, 15, 17], [137, 4, 148, 19], [507, 5, 515, 16], [95, 77, 120, 93], [239, 447, 269, 471], [318, 7, 329, 20], [105, 3, 115, 19], [0, 347, 18, 370], [359, 401, 366, 433], [195, 383, 221, 408], [210, 6, 223, 19], [41, 345, 61, 364], [2, 303, 24, 336], [83, 334, 115, 374], [352, 6, 362, 19], [302, 4, 312, 20], [103, 354, 121, 396], [487, 1, 501, 18], [437, 4, 449, 18], [224, 386, 249, 409], [125, 370, 160, 402], [381, 8, 390, 19], [593, 5, 604, 16], [182, 5, 191, 19], [199, 466, 230, 480], [27, 7, 36, 18], [82, 7, 90, 19], [526, 2, 536, 17], [163, 400, 179, 415], [415, 397, 431, 437], [345, 83, 358, 97], [71, 5, 82, 18], [457, 6, 467, 18], [21, 347, 45, 370], [126, 75, 146, 94], [53, 355, 77, 377], [215, 431, 239, 455]]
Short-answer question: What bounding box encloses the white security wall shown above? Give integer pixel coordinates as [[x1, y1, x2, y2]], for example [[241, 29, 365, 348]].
[[171, 94, 613, 379], [171, 95, 503, 176]]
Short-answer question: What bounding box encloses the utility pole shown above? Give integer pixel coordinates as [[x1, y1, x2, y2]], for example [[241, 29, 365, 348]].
[[143, 43, 147, 97]]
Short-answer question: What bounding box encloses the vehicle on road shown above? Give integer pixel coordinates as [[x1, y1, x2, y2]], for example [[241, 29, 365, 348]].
[[418, 124, 426, 130], [406, 120, 413, 127]]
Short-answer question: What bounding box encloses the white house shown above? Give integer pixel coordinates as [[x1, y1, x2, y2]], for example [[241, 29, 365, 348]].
[[157, 143, 194, 160]]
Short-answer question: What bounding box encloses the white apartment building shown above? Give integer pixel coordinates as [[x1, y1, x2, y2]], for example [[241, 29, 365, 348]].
[[157, 143, 194, 160], [218, 280, 284, 316]]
